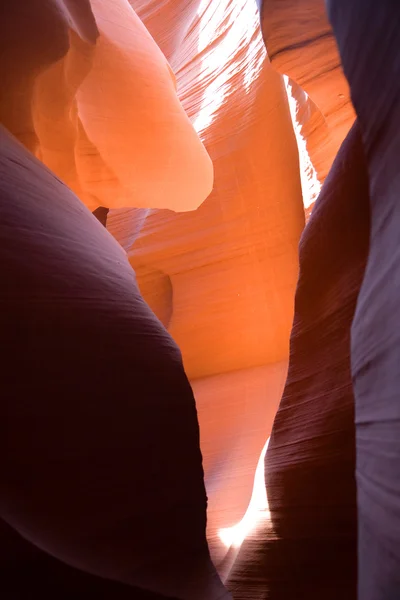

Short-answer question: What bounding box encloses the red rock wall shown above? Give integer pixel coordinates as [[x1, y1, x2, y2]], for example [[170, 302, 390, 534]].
[[115, 3, 305, 570], [1, 0, 357, 587]]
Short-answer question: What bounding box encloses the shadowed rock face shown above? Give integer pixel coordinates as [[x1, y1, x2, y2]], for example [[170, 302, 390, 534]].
[[0, 2, 303, 595], [2, 0, 400, 598], [329, 1, 400, 598], [227, 120, 369, 600], [0, 127, 229, 600], [0, 517, 181, 600], [226, 2, 400, 599]]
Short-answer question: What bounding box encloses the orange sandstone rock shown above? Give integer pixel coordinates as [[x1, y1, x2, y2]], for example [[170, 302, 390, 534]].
[[1, 0, 213, 212], [121, 0, 305, 571], [261, 0, 355, 214]]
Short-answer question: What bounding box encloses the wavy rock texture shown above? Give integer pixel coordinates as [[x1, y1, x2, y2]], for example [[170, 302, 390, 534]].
[[329, 1, 400, 598], [260, 0, 355, 216], [121, 0, 304, 572], [5, 0, 398, 599], [0, 1, 213, 212], [0, 0, 304, 595], [0, 125, 229, 600], [227, 2, 400, 599], [227, 121, 370, 599]]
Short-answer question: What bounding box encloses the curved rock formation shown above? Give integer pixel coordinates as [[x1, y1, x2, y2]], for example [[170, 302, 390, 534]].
[[122, 0, 304, 569], [227, 2, 400, 599], [1, 0, 306, 587], [259, 0, 355, 215], [4, 0, 399, 598], [0, 1, 213, 212], [329, 1, 400, 598], [227, 122, 369, 598], [0, 125, 229, 600]]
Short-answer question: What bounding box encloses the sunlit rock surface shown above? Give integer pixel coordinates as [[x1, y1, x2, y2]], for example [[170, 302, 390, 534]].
[[0, 1, 213, 212], [260, 0, 355, 216], [121, 0, 304, 572], [4, 0, 397, 598]]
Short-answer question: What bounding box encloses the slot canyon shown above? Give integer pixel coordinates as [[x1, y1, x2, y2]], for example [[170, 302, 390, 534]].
[[1, 1, 399, 599]]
